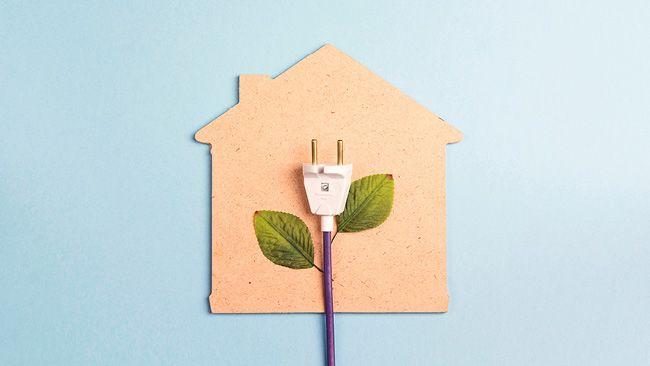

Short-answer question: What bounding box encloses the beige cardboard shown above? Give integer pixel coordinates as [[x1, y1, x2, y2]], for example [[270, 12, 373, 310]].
[[196, 44, 461, 313]]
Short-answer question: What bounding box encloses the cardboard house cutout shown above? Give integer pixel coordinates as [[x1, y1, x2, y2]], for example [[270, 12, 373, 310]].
[[196, 44, 461, 313]]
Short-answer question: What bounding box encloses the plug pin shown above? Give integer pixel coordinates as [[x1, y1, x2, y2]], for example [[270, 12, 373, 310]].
[[337, 140, 343, 165], [311, 139, 318, 164]]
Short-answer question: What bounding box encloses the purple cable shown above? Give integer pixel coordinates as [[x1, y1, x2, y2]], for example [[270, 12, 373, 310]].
[[322, 231, 335, 366]]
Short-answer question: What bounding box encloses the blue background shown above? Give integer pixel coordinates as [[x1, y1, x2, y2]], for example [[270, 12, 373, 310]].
[[2, 1, 649, 365]]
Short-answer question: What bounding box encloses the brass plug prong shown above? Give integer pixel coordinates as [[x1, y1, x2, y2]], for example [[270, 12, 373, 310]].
[[337, 140, 343, 165], [311, 139, 318, 164]]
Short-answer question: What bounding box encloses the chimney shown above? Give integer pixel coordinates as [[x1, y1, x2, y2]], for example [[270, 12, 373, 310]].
[[238, 75, 270, 103]]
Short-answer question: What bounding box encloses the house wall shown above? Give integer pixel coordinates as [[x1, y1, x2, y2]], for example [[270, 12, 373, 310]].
[[206, 123, 454, 313]]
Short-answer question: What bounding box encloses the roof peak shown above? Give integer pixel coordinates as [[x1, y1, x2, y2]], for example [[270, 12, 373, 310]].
[[272, 43, 355, 81]]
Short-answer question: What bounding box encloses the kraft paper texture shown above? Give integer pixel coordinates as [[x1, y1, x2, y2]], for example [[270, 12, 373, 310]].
[[196, 44, 461, 313]]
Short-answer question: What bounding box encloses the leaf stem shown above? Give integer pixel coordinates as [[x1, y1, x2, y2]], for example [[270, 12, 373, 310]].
[[330, 231, 338, 244]]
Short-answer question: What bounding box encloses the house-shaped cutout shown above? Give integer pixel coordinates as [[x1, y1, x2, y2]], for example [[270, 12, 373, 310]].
[[196, 44, 461, 313]]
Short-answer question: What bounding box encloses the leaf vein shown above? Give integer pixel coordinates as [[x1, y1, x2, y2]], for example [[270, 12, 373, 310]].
[[338, 176, 392, 231], [257, 213, 319, 270]]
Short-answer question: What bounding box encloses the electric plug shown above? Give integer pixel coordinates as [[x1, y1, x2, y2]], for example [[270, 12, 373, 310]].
[[302, 139, 353, 232]]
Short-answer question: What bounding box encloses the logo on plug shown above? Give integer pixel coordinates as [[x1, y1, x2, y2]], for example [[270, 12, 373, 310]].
[[321, 183, 330, 192]]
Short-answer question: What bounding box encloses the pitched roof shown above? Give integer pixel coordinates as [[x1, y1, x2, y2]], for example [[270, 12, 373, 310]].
[[196, 44, 461, 143]]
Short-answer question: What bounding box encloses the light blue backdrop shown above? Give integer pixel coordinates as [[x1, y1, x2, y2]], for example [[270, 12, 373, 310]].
[[2, 1, 649, 365]]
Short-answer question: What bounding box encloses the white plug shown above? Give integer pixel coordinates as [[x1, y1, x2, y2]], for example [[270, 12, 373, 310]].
[[302, 140, 353, 232]]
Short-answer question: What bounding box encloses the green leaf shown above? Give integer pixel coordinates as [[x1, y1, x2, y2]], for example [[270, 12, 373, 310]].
[[253, 210, 318, 270], [336, 174, 394, 232]]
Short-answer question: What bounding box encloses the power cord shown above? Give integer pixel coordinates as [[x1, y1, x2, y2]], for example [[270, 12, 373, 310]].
[[302, 139, 353, 366]]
